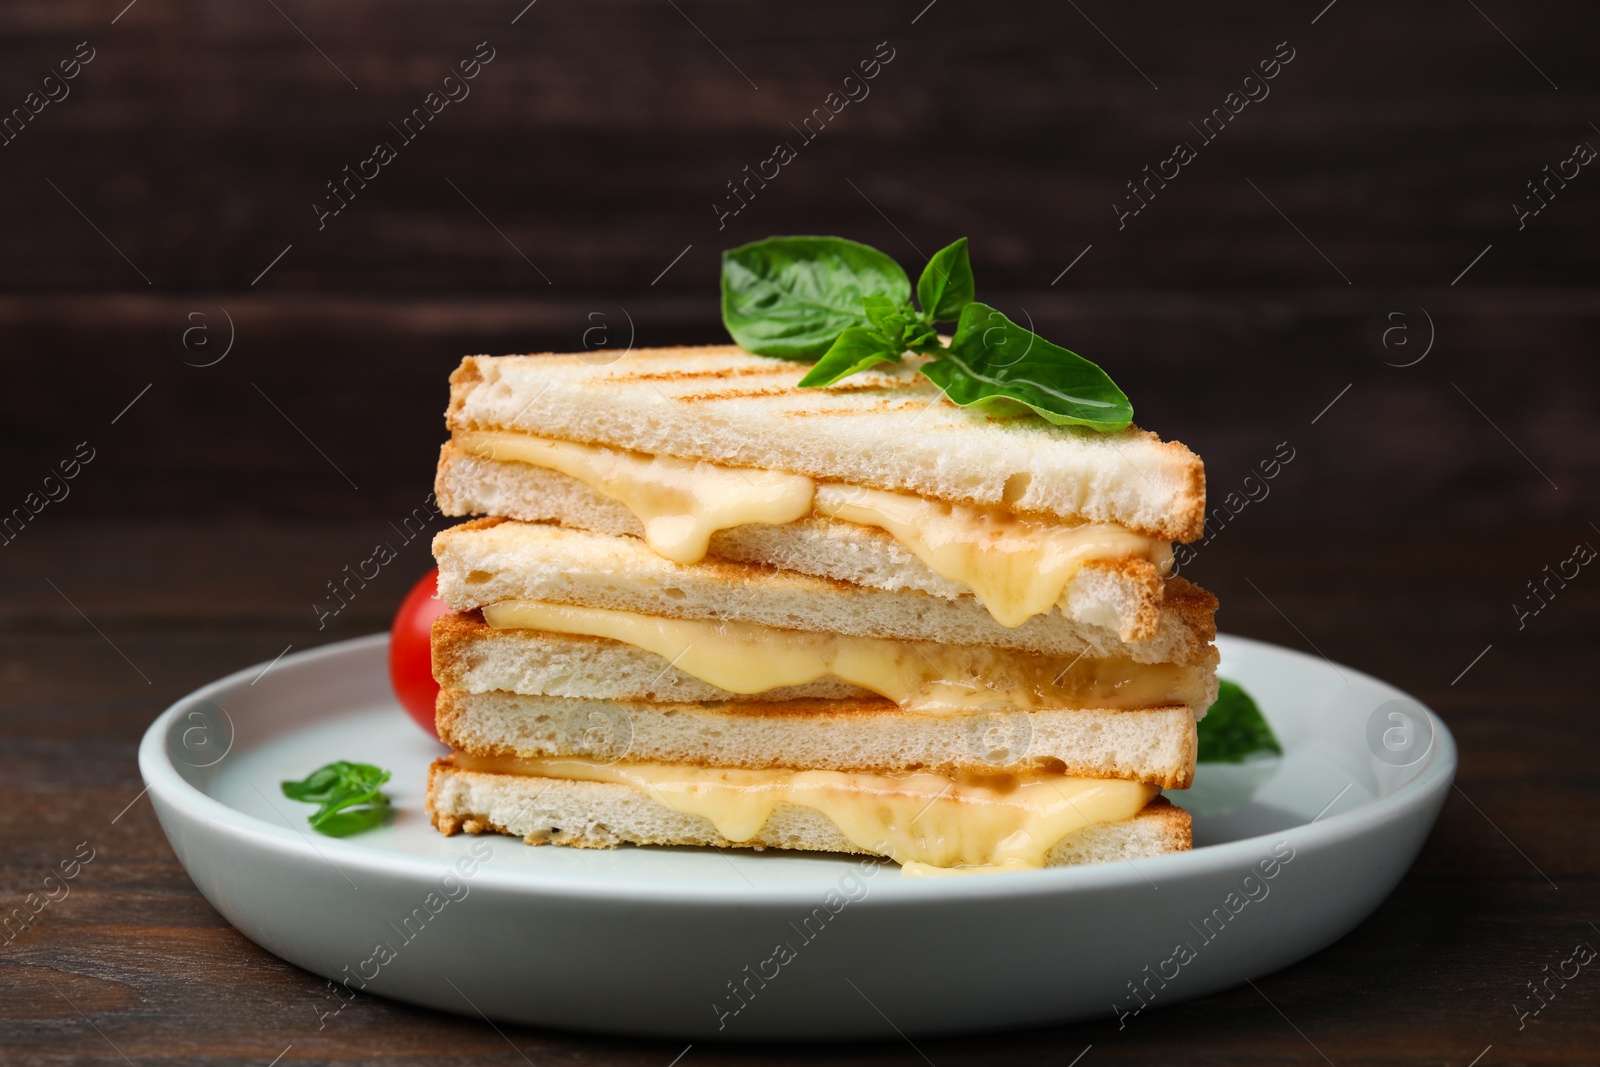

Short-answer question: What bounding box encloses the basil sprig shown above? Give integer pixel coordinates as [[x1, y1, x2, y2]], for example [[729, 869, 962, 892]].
[[720, 235, 1133, 432], [281, 760, 392, 836], [1197, 681, 1283, 763]]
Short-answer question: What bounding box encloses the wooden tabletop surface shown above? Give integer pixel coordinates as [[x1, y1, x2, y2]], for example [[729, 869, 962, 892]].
[[2, 520, 1594, 1066]]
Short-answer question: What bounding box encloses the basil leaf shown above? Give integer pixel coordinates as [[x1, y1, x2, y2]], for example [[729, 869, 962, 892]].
[[917, 237, 974, 321], [722, 236, 911, 359], [859, 295, 938, 354], [903, 320, 942, 356], [315, 805, 392, 838], [721, 236, 1136, 435], [281, 760, 387, 801], [282, 761, 392, 836], [925, 303, 1133, 431], [798, 326, 903, 387], [860, 294, 904, 334], [1197, 681, 1284, 763], [280, 763, 345, 802]]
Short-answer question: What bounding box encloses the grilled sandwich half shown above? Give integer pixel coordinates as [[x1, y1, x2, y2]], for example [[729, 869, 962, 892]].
[[434, 345, 1205, 638]]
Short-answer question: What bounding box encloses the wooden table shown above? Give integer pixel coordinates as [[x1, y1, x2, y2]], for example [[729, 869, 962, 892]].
[[2, 520, 1594, 1066]]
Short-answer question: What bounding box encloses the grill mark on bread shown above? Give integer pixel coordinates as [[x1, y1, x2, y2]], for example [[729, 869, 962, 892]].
[[664, 386, 924, 406], [795, 379, 918, 394], [670, 387, 813, 404], [616, 365, 802, 384], [777, 399, 909, 417]]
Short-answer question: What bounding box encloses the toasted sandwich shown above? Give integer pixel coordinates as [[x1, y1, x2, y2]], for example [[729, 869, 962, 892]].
[[434, 345, 1205, 637], [425, 344, 1214, 873]]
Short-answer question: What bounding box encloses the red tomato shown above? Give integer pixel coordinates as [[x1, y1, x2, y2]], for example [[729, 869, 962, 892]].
[[390, 568, 451, 739]]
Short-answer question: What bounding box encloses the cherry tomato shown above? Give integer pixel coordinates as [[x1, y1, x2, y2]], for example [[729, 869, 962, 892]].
[[390, 568, 451, 739]]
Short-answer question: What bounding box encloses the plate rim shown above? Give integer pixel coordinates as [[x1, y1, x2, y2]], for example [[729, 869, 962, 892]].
[[139, 631, 1457, 906]]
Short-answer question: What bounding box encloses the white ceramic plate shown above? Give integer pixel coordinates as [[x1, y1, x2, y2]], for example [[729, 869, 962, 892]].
[[140, 633, 1453, 1040]]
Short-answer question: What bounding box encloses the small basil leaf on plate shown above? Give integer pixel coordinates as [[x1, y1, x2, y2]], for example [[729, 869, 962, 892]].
[[721, 236, 911, 359], [282, 761, 392, 836], [1197, 680, 1284, 763], [314, 804, 392, 838], [925, 302, 1134, 432], [310, 787, 392, 836], [280, 762, 346, 802], [917, 237, 975, 322], [798, 326, 904, 388]]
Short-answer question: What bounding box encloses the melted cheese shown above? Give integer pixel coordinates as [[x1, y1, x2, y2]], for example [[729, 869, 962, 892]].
[[451, 752, 1158, 872], [481, 600, 1203, 711], [453, 430, 1174, 627], [455, 430, 814, 564], [814, 485, 1173, 628]]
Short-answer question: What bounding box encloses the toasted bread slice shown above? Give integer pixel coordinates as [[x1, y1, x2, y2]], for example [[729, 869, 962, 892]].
[[445, 347, 1205, 541], [433, 518, 1218, 666], [436, 442, 1170, 642], [428, 761, 1193, 868], [437, 687, 1198, 788]]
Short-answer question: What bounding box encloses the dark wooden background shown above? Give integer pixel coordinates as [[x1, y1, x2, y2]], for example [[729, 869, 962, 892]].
[[2, 1, 1597, 1063]]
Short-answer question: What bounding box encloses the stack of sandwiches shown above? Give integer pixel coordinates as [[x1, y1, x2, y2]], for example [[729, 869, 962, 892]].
[[425, 345, 1215, 874]]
